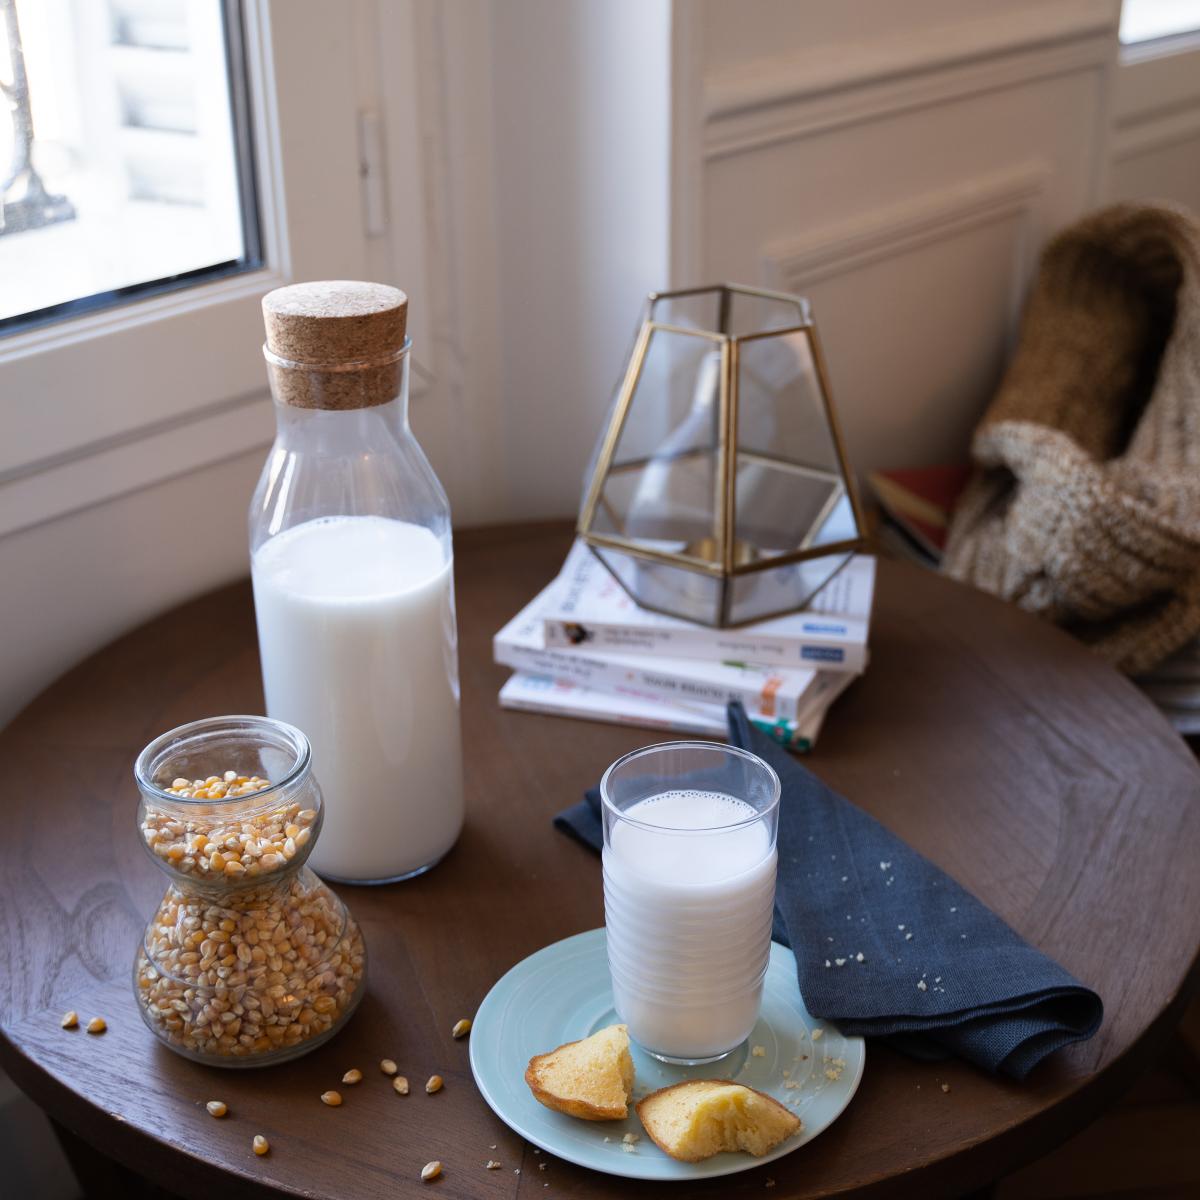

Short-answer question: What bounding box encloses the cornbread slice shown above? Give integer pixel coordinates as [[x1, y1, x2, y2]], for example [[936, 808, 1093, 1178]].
[[636, 1080, 802, 1162], [525, 1024, 634, 1120]]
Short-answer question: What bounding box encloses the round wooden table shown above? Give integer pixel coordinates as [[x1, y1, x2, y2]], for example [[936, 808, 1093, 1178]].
[[2, 521, 1199, 1200]]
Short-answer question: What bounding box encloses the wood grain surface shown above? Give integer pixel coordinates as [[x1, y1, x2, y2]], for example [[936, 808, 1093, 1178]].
[[2, 520, 1199, 1200]]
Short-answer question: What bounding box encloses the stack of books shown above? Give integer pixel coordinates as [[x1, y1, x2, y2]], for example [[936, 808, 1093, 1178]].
[[493, 541, 875, 750], [868, 464, 971, 568]]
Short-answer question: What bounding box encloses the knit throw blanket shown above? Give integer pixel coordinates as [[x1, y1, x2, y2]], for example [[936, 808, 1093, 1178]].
[[944, 203, 1200, 675]]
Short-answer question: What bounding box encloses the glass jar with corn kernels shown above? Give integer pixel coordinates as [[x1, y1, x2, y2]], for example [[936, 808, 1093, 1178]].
[[132, 715, 367, 1067]]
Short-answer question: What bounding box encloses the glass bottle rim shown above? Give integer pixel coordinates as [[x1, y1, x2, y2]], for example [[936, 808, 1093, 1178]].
[[599, 739, 781, 836], [134, 714, 312, 814]]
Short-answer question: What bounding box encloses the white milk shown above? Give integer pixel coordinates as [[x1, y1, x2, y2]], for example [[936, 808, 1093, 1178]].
[[252, 515, 464, 882], [603, 789, 777, 1060]]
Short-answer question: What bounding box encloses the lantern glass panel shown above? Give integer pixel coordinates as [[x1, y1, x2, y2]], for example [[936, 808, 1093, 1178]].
[[648, 290, 722, 331], [725, 290, 807, 337], [733, 329, 860, 560], [597, 326, 723, 567], [592, 544, 723, 627], [726, 551, 855, 626]]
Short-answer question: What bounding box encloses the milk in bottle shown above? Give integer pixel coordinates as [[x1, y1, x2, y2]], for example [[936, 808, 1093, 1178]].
[[250, 282, 464, 883]]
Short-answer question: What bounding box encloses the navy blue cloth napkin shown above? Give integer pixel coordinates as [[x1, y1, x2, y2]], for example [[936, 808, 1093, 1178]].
[[554, 702, 1102, 1079]]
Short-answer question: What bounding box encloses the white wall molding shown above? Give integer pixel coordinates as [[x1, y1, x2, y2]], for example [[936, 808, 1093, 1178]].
[[762, 165, 1049, 301], [703, 3, 1115, 160], [706, 0, 1114, 120], [1114, 35, 1200, 120], [1109, 32, 1200, 154], [1112, 105, 1200, 161], [0, 391, 273, 539], [1107, 29, 1200, 208]]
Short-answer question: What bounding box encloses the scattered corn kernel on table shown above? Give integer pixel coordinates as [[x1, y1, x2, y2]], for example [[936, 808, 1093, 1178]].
[[2, 521, 1199, 1199]]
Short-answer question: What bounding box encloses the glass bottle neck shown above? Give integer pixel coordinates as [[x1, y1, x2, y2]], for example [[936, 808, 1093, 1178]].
[[250, 342, 450, 553], [263, 339, 412, 445], [266, 345, 413, 453], [270, 387, 412, 455]]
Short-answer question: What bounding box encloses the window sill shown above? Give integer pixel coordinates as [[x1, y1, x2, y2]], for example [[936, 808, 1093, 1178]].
[[0, 189, 244, 324]]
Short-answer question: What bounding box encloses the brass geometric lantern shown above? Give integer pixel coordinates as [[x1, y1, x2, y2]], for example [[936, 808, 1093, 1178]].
[[578, 283, 866, 627]]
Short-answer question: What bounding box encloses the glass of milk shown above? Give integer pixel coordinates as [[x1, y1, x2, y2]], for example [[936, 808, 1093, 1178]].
[[600, 741, 780, 1064]]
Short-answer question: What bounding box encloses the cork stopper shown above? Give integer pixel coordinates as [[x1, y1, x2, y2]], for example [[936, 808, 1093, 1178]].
[[262, 281, 409, 410]]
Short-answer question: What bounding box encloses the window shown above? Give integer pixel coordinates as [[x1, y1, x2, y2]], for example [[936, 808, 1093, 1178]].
[[0, 0, 260, 332], [1120, 0, 1200, 44], [0, 0, 399, 539]]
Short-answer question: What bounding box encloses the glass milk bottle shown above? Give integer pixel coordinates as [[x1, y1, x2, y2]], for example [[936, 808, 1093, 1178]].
[[249, 281, 464, 883]]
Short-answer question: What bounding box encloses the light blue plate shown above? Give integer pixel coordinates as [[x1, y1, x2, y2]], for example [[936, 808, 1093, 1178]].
[[468, 928, 865, 1181]]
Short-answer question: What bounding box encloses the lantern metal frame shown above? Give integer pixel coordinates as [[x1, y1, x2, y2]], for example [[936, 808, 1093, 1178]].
[[577, 282, 867, 626]]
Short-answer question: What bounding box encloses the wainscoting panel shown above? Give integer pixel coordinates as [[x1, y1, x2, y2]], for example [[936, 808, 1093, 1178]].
[[758, 168, 1048, 470], [1110, 121, 1200, 211], [771, 201, 1032, 471], [695, 31, 1107, 475], [1108, 36, 1200, 211]]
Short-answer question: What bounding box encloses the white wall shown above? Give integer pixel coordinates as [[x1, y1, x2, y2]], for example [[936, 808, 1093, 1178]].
[[403, 0, 673, 523], [489, 0, 672, 518]]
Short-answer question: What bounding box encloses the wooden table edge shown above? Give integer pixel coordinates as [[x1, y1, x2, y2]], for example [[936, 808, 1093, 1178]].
[[4, 948, 1198, 1199]]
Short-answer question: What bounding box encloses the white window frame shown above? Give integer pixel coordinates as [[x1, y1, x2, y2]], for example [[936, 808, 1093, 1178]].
[[0, 0, 409, 538], [1119, 0, 1200, 46]]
